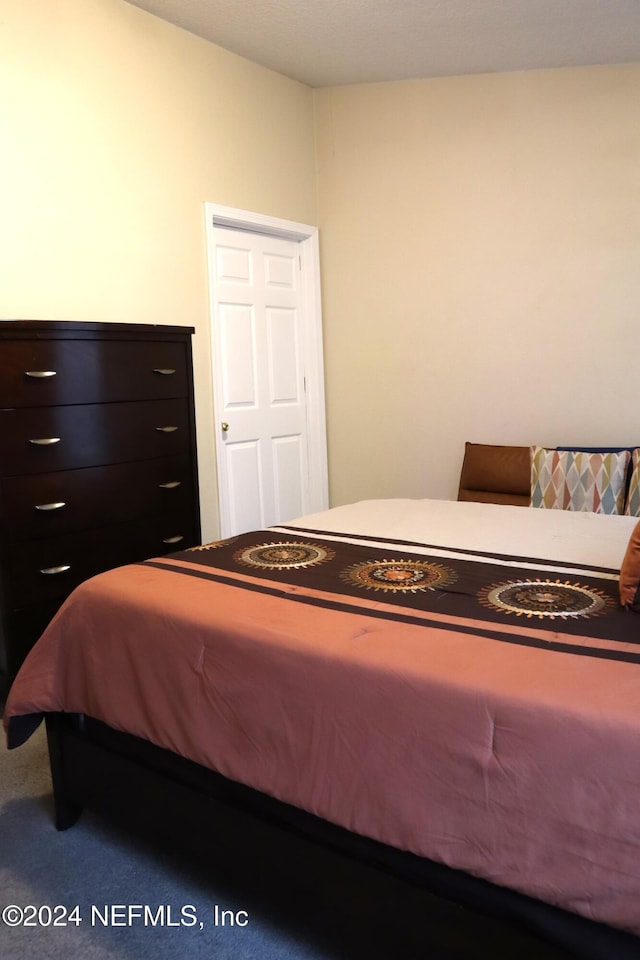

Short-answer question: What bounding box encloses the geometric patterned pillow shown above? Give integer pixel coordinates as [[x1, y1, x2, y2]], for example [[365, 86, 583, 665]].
[[530, 446, 631, 514], [624, 448, 640, 517]]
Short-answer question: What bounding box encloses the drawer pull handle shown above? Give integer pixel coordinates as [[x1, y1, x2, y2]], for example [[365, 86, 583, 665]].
[[29, 437, 61, 446], [155, 425, 178, 433], [162, 535, 184, 544], [153, 368, 176, 376], [35, 501, 67, 512], [158, 481, 181, 489], [40, 564, 71, 576], [26, 370, 57, 378]]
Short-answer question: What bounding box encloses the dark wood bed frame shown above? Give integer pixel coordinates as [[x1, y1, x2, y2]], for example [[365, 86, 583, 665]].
[[44, 712, 640, 960]]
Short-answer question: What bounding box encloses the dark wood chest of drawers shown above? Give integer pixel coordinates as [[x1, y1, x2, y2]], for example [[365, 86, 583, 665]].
[[0, 321, 201, 693]]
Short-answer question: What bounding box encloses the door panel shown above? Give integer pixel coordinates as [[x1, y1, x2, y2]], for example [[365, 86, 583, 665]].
[[272, 435, 305, 521], [226, 440, 263, 532], [264, 251, 296, 287], [268, 308, 300, 404], [219, 304, 257, 408], [216, 244, 252, 284]]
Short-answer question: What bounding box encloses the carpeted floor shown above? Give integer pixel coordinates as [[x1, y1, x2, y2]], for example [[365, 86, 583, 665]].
[[1, 716, 580, 960], [1, 722, 330, 960]]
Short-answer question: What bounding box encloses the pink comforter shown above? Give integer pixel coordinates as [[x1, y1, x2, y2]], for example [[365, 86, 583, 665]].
[[5, 520, 640, 935]]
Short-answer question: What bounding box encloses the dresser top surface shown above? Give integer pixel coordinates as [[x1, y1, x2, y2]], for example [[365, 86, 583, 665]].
[[0, 321, 195, 340]]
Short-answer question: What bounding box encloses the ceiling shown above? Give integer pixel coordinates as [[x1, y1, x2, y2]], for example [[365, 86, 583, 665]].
[[125, 0, 640, 88]]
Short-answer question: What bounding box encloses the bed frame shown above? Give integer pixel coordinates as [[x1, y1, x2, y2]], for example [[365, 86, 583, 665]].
[[45, 712, 640, 960]]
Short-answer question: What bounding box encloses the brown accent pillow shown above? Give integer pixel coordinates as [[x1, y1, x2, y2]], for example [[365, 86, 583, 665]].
[[457, 442, 531, 507], [619, 521, 640, 611]]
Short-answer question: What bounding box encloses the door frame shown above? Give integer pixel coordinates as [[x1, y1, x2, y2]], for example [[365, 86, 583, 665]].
[[205, 202, 329, 534]]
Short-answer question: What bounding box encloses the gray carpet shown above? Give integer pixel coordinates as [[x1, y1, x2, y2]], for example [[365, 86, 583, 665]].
[[0, 721, 330, 960], [1, 717, 585, 960]]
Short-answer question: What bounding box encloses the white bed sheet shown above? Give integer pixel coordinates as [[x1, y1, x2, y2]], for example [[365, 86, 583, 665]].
[[281, 498, 637, 574]]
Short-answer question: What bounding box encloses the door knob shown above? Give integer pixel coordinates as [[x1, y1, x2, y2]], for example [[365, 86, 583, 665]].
[[221, 422, 229, 432]]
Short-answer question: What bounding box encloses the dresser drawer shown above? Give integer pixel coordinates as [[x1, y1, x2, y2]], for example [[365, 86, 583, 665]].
[[0, 399, 190, 476], [0, 455, 195, 539], [0, 340, 189, 407], [5, 509, 198, 609]]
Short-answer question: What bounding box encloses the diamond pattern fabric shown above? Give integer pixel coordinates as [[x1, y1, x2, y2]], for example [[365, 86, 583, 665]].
[[530, 446, 630, 514]]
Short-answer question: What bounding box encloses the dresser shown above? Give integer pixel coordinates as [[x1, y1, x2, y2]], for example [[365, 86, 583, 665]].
[[0, 321, 201, 694]]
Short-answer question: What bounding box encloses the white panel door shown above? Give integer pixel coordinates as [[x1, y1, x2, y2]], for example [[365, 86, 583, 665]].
[[211, 226, 311, 536]]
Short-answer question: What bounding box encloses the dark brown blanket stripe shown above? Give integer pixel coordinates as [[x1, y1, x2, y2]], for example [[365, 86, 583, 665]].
[[142, 526, 640, 663]]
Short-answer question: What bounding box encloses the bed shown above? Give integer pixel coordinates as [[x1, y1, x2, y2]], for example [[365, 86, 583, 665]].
[[4, 496, 640, 959]]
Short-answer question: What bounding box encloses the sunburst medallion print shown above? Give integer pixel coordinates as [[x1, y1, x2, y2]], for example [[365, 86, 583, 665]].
[[479, 579, 610, 619], [234, 541, 334, 570], [341, 558, 455, 593]]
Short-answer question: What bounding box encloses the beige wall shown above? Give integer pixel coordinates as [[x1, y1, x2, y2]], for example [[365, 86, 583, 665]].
[[3, 3, 639, 523], [314, 65, 640, 505], [0, 0, 317, 539]]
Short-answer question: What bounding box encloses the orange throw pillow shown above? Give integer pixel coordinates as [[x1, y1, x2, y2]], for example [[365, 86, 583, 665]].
[[620, 521, 640, 611]]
